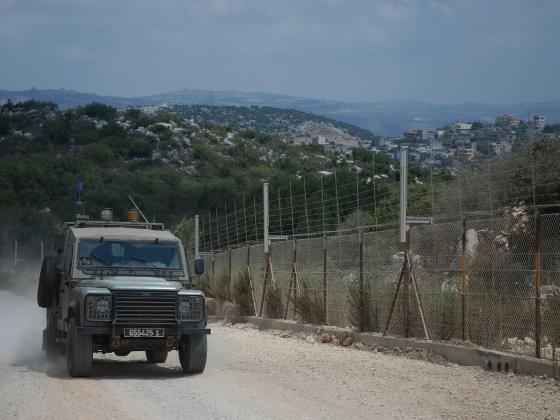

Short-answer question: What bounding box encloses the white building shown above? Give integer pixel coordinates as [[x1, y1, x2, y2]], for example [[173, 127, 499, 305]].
[[313, 135, 326, 145], [422, 130, 436, 141], [453, 122, 472, 147], [492, 142, 512, 156], [533, 115, 545, 131]]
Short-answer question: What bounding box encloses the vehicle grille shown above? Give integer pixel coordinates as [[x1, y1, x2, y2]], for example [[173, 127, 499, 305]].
[[114, 291, 177, 326]]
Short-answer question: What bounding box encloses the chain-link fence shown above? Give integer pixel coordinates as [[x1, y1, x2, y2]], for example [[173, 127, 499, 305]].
[[200, 213, 560, 362]]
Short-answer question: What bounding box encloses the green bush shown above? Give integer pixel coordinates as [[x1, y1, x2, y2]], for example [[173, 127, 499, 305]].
[[212, 271, 230, 301], [232, 270, 254, 314], [80, 143, 114, 163], [436, 290, 460, 341], [348, 280, 366, 330], [195, 275, 213, 298], [265, 286, 283, 319], [544, 289, 560, 346], [128, 139, 153, 158], [294, 281, 324, 324], [80, 102, 117, 120]]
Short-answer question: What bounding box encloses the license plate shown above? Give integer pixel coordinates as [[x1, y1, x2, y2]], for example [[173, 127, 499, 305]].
[[123, 328, 165, 338]]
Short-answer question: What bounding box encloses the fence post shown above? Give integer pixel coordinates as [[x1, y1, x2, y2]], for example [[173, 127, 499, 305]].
[[404, 230, 410, 337], [40, 241, 44, 262], [359, 230, 364, 332], [323, 235, 328, 324], [535, 213, 542, 359], [228, 246, 232, 297], [461, 219, 468, 341], [211, 252, 215, 285]]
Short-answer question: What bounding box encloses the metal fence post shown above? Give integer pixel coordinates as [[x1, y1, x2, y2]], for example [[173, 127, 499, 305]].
[[211, 252, 215, 285], [359, 230, 364, 332], [535, 213, 542, 359], [404, 230, 410, 337], [461, 219, 468, 341], [228, 246, 232, 297], [323, 235, 328, 324]]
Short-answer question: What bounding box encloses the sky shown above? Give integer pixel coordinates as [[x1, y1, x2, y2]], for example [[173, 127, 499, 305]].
[[0, 0, 559, 104]]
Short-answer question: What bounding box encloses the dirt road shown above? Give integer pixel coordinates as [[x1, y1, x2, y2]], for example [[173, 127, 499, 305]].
[[0, 291, 559, 419]]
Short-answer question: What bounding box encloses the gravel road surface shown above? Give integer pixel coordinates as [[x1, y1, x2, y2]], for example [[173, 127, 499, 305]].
[[0, 291, 559, 419]]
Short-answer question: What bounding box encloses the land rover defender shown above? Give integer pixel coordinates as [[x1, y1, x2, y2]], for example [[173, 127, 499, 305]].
[[37, 212, 209, 377]]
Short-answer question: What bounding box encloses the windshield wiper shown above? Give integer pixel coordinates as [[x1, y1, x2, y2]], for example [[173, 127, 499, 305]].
[[129, 256, 157, 267], [89, 254, 111, 267]]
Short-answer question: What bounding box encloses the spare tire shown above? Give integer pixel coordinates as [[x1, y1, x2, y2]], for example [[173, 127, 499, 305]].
[[37, 256, 58, 308]]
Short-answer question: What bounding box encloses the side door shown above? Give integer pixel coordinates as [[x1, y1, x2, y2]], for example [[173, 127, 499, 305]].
[[59, 230, 76, 330]]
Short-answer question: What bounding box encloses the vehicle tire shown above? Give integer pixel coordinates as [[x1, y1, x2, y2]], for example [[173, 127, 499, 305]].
[[43, 310, 59, 360], [145, 350, 168, 363], [178, 335, 207, 374], [37, 256, 58, 308], [66, 318, 92, 377]]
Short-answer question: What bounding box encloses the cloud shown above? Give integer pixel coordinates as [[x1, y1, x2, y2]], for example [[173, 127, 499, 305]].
[[0, 0, 559, 103]]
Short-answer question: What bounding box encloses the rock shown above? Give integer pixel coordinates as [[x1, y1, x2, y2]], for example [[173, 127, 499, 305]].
[[305, 335, 316, 344], [319, 333, 332, 343], [332, 338, 340, 346], [205, 297, 220, 316], [341, 336, 354, 347], [222, 301, 242, 324], [524, 337, 535, 346]]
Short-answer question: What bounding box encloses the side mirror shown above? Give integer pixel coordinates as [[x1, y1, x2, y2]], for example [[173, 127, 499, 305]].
[[194, 258, 205, 275]]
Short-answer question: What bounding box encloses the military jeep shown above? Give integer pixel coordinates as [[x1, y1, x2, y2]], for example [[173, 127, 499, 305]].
[[37, 214, 209, 377]]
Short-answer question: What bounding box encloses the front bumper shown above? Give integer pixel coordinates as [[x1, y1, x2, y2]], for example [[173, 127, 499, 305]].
[[77, 326, 211, 337]]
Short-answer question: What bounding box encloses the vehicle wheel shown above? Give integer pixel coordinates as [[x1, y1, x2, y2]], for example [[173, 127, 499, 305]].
[[178, 335, 207, 374], [145, 350, 168, 363], [114, 350, 130, 357], [66, 318, 92, 377], [43, 310, 59, 360], [37, 256, 58, 308]]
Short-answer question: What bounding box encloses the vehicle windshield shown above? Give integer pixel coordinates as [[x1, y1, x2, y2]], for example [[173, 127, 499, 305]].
[[78, 239, 182, 272]]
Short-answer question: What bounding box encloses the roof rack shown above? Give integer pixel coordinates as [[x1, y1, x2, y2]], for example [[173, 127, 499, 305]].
[[65, 220, 165, 230]]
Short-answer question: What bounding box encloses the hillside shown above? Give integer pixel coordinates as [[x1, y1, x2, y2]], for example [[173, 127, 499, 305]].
[[170, 105, 375, 146], [2, 88, 560, 136], [0, 100, 425, 256]]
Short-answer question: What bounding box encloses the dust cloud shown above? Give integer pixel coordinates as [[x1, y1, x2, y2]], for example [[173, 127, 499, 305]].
[[0, 264, 45, 364]]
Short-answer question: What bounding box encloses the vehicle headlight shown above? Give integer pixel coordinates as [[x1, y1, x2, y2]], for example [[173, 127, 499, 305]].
[[85, 294, 112, 321], [177, 295, 204, 322]]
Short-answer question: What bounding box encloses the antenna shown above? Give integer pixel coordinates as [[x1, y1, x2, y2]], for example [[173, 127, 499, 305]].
[[76, 180, 85, 209], [128, 195, 150, 224]]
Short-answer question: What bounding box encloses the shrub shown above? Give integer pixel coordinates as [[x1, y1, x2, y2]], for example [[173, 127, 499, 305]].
[[294, 281, 324, 324], [265, 286, 283, 319], [212, 271, 230, 301], [347, 280, 366, 330], [544, 289, 560, 346], [232, 270, 254, 314], [195, 275, 213, 298], [80, 143, 114, 163], [436, 290, 460, 341]]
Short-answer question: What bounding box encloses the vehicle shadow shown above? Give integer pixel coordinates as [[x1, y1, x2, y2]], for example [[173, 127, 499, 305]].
[[86, 358, 190, 380], [10, 354, 194, 380]]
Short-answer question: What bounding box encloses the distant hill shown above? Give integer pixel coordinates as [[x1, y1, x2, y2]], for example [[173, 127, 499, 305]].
[[171, 105, 376, 146], [1, 88, 559, 136]]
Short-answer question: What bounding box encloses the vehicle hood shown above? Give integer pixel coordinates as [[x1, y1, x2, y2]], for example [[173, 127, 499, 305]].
[[78, 276, 183, 292]]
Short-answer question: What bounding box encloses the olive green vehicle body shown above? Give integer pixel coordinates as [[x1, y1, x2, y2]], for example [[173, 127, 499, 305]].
[[39, 219, 209, 377]]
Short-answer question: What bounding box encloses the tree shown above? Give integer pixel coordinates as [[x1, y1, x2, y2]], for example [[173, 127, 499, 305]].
[[79, 103, 117, 121]]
